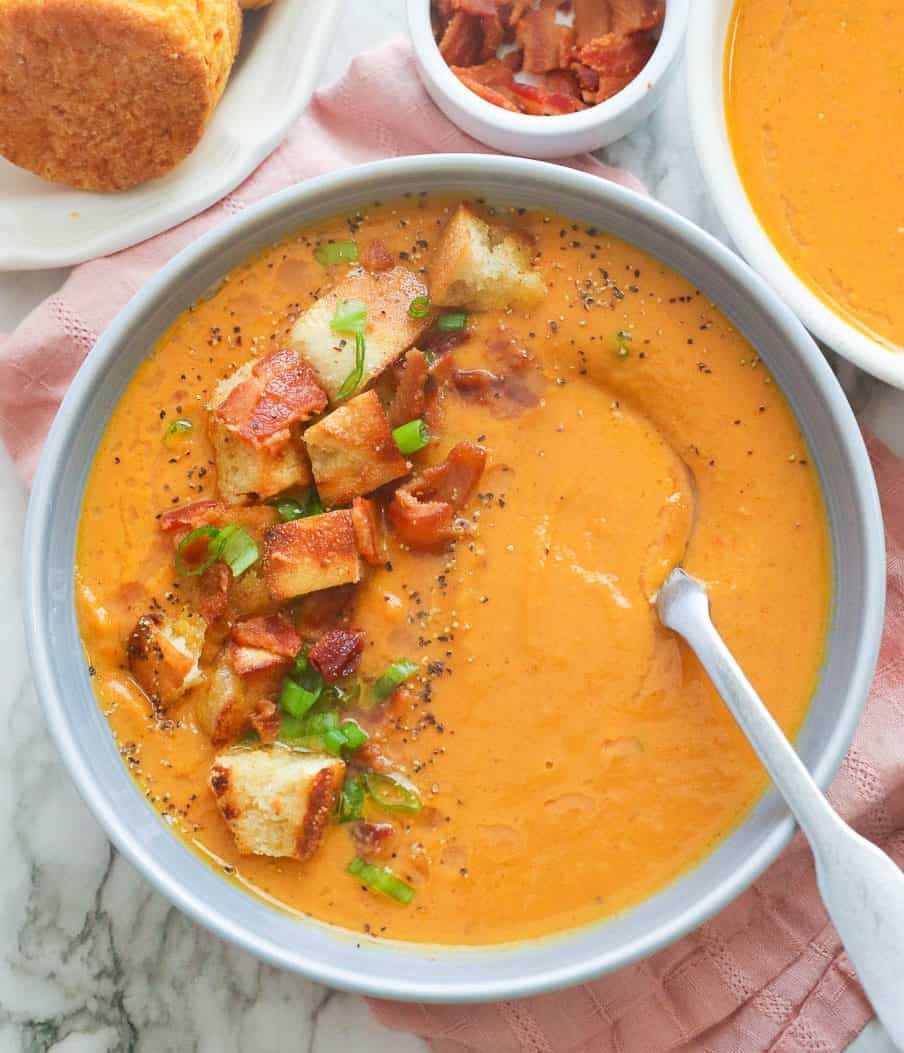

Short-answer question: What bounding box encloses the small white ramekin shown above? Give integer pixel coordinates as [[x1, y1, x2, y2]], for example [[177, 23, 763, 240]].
[[407, 0, 689, 158], [686, 0, 904, 389]]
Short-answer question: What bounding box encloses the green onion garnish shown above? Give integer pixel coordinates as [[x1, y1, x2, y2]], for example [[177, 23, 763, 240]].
[[347, 856, 415, 905], [314, 241, 359, 266], [276, 714, 311, 742], [331, 299, 367, 335], [280, 676, 320, 719], [408, 295, 431, 319], [301, 711, 339, 736], [392, 419, 430, 456], [364, 771, 421, 814], [275, 488, 323, 521], [340, 720, 368, 751], [212, 524, 259, 577], [437, 311, 467, 332], [322, 727, 348, 756], [373, 659, 419, 700], [338, 775, 366, 823], [615, 329, 632, 357], [164, 418, 193, 441], [336, 331, 366, 402], [175, 525, 222, 577]]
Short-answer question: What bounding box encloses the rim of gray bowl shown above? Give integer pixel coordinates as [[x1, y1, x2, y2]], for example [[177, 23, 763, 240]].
[[22, 154, 885, 1003]]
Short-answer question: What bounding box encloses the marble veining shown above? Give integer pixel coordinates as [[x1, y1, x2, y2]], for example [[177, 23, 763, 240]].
[[0, 1, 899, 1049]]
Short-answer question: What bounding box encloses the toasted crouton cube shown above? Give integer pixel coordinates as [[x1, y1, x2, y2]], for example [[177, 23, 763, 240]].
[[209, 747, 345, 859], [196, 647, 253, 746], [262, 510, 361, 601], [290, 265, 430, 402], [127, 610, 206, 711], [303, 390, 410, 507], [429, 205, 547, 311], [208, 349, 326, 505]]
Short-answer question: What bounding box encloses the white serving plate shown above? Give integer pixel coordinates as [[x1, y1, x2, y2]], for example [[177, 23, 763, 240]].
[[0, 0, 343, 271]]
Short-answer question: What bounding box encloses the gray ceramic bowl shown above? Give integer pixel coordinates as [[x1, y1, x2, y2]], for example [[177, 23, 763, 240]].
[[23, 155, 885, 1002]]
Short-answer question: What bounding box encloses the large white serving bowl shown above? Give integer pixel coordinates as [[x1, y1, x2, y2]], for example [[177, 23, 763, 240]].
[[22, 155, 884, 1002], [686, 0, 904, 389]]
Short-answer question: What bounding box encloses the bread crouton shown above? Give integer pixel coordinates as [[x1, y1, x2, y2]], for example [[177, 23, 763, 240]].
[[208, 349, 326, 505], [262, 511, 361, 601], [196, 647, 253, 746], [429, 205, 547, 311], [126, 610, 206, 711], [209, 747, 345, 859], [289, 266, 430, 401], [303, 390, 410, 507]]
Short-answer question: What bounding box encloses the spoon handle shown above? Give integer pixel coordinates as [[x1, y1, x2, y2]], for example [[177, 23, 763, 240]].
[[658, 570, 904, 1047]]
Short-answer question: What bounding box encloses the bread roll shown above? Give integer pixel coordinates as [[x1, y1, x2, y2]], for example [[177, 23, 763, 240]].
[[0, 0, 242, 191]]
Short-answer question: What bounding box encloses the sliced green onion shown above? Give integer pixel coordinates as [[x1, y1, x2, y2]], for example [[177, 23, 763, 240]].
[[280, 677, 320, 719], [164, 418, 193, 442], [291, 643, 311, 678], [212, 524, 259, 577], [338, 775, 366, 823], [437, 311, 467, 332], [314, 241, 359, 266], [408, 295, 431, 319], [331, 299, 367, 336], [615, 329, 632, 358], [347, 856, 415, 905], [323, 677, 361, 709], [277, 714, 310, 742], [364, 771, 421, 814], [302, 711, 340, 736], [322, 727, 348, 756], [340, 720, 368, 751], [336, 331, 366, 402], [276, 488, 323, 521], [392, 419, 430, 456], [373, 659, 419, 701], [175, 525, 221, 577]]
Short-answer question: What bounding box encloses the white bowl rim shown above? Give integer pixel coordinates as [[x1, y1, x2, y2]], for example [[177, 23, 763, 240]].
[[685, 0, 904, 388], [22, 153, 885, 1002], [407, 0, 689, 139]]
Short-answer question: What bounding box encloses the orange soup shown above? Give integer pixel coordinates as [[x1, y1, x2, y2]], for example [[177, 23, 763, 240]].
[[75, 195, 831, 944], [726, 0, 904, 351]]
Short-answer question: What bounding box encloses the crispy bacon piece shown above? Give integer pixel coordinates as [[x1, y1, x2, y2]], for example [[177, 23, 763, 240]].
[[231, 643, 289, 677], [388, 442, 487, 549], [575, 31, 656, 78], [505, 0, 535, 25], [511, 81, 584, 114], [573, 0, 612, 45], [350, 821, 396, 860], [351, 497, 385, 567], [454, 70, 520, 110], [608, 0, 665, 35], [516, 0, 575, 74], [353, 741, 395, 774], [197, 561, 231, 623], [421, 326, 470, 359], [231, 613, 302, 658], [439, 11, 481, 65], [594, 70, 640, 103], [544, 68, 581, 98], [159, 499, 224, 534], [572, 61, 601, 97], [361, 239, 395, 273], [453, 0, 498, 14], [216, 348, 328, 448], [387, 348, 429, 429], [308, 628, 365, 683], [479, 12, 506, 59], [250, 699, 281, 744], [296, 585, 356, 640]]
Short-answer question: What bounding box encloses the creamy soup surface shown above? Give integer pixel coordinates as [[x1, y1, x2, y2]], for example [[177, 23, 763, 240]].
[[76, 195, 831, 944], [726, 0, 904, 351]]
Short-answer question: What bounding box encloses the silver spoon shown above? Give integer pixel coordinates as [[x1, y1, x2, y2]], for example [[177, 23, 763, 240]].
[[658, 568, 904, 1048]]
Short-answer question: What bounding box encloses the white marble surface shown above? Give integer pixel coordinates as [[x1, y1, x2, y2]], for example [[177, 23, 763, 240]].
[[0, 2, 900, 1050]]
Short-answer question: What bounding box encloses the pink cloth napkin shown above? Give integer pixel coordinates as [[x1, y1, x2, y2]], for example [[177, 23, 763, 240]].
[[1, 35, 901, 1053]]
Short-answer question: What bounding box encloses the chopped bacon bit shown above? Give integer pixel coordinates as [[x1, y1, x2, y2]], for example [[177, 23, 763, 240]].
[[516, 0, 575, 74], [573, 0, 612, 45], [353, 741, 395, 774], [544, 68, 581, 98], [216, 348, 328, 448], [479, 12, 506, 60], [296, 585, 356, 640], [231, 644, 290, 676], [505, 0, 535, 25], [351, 497, 385, 567], [572, 61, 601, 95], [197, 561, 231, 623], [250, 699, 280, 744], [421, 326, 469, 359], [453, 0, 498, 15], [308, 628, 365, 683], [159, 499, 224, 534], [388, 442, 486, 549], [350, 821, 396, 860], [608, 0, 665, 35], [453, 368, 505, 393], [594, 70, 640, 103], [511, 81, 585, 114], [361, 239, 395, 273], [575, 31, 656, 78], [231, 613, 302, 658], [387, 349, 429, 429], [439, 11, 482, 66]]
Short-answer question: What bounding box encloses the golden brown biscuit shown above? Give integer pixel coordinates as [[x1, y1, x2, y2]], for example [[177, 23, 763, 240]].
[[0, 0, 242, 191], [240, 0, 271, 8]]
